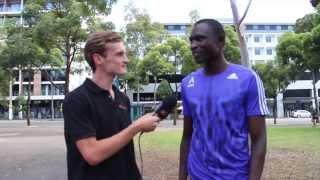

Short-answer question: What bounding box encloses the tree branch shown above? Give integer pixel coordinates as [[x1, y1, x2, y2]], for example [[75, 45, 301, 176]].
[[239, 0, 252, 25]]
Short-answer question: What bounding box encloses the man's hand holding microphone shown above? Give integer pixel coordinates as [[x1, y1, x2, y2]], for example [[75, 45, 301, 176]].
[[132, 95, 178, 133]]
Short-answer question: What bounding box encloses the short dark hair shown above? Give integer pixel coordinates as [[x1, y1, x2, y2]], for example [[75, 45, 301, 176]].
[[194, 19, 225, 43], [84, 31, 122, 72]]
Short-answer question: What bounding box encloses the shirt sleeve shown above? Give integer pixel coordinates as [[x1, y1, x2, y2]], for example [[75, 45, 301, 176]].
[[245, 72, 270, 117], [63, 93, 96, 142], [181, 79, 191, 117]]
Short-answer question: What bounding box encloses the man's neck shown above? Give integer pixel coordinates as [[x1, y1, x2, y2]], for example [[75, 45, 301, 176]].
[[92, 71, 114, 92], [203, 56, 228, 75]]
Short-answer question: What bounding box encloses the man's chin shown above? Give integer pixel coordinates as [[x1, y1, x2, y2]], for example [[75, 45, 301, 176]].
[[195, 58, 205, 64]]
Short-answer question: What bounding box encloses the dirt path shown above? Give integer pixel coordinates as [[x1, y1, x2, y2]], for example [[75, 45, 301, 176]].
[[137, 148, 320, 180]]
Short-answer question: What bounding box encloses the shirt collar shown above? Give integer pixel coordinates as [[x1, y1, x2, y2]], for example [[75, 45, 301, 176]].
[[84, 78, 118, 95]]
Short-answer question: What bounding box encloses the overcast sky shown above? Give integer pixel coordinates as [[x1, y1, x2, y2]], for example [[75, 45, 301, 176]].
[[106, 0, 315, 29]]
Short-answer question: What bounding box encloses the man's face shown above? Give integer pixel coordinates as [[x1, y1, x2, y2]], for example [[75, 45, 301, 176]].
[[189, 23, 222, 64], [96, 42, 129, 76]]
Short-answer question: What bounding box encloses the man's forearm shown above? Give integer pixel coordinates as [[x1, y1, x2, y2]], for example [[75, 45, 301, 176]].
[[179, 138, 190, 180], [249, 140, 266, 180]]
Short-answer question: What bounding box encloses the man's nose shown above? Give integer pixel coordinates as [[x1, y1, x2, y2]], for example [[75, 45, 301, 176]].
[[190, 41, 198, 51]]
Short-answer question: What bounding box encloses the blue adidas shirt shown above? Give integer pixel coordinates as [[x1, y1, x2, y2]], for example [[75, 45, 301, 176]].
[[181, 63, 269, 180]]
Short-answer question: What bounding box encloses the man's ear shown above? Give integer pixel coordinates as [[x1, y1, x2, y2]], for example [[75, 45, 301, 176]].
[[92, 53, 101, 66]]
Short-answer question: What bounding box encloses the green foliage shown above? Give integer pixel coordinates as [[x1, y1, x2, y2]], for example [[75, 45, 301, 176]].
[[14, 96, 28, 112], [311, 0, 320, 7], [303, 24, 320, 70], [156, 80, 173, 100], [21, 0, 117, 93], [295, 13, 320, 33], [123, 4, 168, 58], [276, 32, 306, 80], [122, 4, 169, 90], [224, 25, 241, 64], [253, 61, 290, 98], [139, 49, 175, 78]]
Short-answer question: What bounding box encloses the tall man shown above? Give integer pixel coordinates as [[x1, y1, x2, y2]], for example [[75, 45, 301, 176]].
[[63, 31, 160, 180], [179, 19, 269, 180]]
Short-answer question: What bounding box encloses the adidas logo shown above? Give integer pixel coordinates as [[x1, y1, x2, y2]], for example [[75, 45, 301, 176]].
[[187, 77, 195, 87], [227, 73, 238, 80]]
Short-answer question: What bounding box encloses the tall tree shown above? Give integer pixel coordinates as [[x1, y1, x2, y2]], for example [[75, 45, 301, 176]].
[[122, 4, 168, 103], [303, 25, 320, 113], [139, 48, 174, 106], [253, 61, 290, 124], [276, 32, 320, 113], [0, 21, 61, 124], [156, 79, 173, 100], [230, 0, 252, 67], [23, 0, 118, 94]]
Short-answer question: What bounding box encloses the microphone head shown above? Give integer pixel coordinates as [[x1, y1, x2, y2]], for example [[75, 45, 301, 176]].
[[155, 95, 177, 119]]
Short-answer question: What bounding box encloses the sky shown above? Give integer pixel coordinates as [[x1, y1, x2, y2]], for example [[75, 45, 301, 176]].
[[106, 0, 315, 29]]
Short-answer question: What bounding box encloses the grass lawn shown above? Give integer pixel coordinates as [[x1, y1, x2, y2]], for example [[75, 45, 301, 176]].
[[136, 126, 320, 179], [138, 126, 320, 154], [267, 126, 320, 153]]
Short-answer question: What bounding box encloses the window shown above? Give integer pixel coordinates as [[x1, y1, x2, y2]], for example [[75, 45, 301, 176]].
[[253, 25, 258, 30], [167, 25, 174, 30], [265, 36, 272, 43], [245, 35, 250, 42], [270, 25, 277, 30], [0, 3, 3, 12], [266, 48, 273, 55], [288, 25, 294, 30], [258, 25, 265, 30], [41, 69, 65, 81], [246, 25, 253, 30], [254, 36, 260, 43], [7, 2, 21, 12], [41, 84, 65, 95], [254, 48, 262, 55], [281, 25, 288, 30], [22, 71, 34, 82], [22, 85, 33, 96], [174, 25, 181, 30]]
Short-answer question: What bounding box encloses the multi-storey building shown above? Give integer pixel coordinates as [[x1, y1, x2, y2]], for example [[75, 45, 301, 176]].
[[0, 0, 65, 120]]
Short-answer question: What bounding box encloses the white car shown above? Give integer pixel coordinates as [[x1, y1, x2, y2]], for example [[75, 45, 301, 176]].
[[292, 110, 312, 118]]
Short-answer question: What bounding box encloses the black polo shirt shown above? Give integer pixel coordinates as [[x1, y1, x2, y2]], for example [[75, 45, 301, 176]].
[[63, 79, 141, 180]]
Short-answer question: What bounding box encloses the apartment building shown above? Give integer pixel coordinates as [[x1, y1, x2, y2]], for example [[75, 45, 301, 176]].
[[0, 0, 65, 120]]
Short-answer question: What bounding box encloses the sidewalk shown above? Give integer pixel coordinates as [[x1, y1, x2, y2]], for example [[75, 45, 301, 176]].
[[0, 117, 314, 127]]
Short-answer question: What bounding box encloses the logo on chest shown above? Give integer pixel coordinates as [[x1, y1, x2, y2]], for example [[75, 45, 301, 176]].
[[117, 104, 128, 110], [187, 77, 195, 88]]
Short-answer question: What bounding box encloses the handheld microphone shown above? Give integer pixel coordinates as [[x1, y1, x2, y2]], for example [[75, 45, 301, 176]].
[[154, 95, 177, 120]]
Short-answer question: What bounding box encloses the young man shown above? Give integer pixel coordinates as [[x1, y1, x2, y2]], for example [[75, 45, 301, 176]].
[[179, 19, 269, 180], [63, 31, 160, 180]]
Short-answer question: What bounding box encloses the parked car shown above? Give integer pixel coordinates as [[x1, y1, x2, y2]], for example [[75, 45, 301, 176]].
[[292, 110, 311, 118]]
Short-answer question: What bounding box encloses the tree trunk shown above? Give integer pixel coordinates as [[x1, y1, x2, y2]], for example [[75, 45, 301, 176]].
[[153, 76, 157, 107], [65, 60, 70, 95], [174, 54, 177, 125], [312, 70, 319, 114], [273, 97, 277, 124], [230, 0, 252, 68], [26, 68, 31, 126]]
